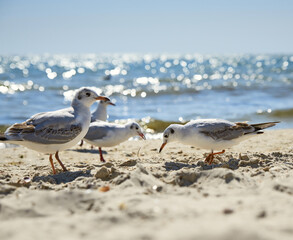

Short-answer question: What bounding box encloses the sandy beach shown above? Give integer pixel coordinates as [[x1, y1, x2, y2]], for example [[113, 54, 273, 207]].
[[0, 129, 293, 240]]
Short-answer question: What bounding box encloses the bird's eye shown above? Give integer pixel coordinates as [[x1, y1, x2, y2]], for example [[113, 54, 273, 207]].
[[86, 92, 91, 97], [164, 135, 168, 138], [136, 127, 138, 130], [170, 128, 175, 134]]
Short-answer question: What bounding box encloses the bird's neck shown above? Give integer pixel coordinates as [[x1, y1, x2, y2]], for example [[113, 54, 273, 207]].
[[121, 126, 134, 139], [177, 125, 195, 144], [92, 104, 107, 121], [112, 126, 133, 143], [120, 125, 135, 141], [72, 101, 91, 125], [172, 125, 186, 143]]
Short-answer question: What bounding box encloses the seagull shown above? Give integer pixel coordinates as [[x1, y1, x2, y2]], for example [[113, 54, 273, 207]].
[[0, 87, 110, 174], [159, 119, 279, 165], [79, 98, 115, 147], [91, 98, 115, 122], [83, 121, 146, 162]]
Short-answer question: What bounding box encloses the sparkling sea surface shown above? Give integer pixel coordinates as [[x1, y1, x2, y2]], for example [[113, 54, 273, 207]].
[[0, 54, 293, 131]]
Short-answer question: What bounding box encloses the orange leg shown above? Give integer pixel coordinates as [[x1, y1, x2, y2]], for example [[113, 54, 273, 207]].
[[79, 140, 84, 147], [204, 150, 225, 165], [99, 147, 106, 162], [49, 154, 56, 174], [55, 151, 68, 172]]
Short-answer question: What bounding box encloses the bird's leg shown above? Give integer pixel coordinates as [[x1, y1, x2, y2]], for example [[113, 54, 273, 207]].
[[55, 151, 68, 172], [79, 139, 84, 147], [99, 147, 106, 162], [49, 154, 56, 175], [213, 149, 225, 156], [204, 151, 214, 165], [205, 150, 226, 165]]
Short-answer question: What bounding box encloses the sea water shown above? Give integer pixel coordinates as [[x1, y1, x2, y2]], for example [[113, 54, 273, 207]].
[[0, 54, 292, 131]]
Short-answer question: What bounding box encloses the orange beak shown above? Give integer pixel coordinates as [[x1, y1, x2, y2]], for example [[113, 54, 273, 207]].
[[138, 132, 146, 140], [95, 96, 110, 101], [108, 101, 116, 106], [159, 142, 167, 153]]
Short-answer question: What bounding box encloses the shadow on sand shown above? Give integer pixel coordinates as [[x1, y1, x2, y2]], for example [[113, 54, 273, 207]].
[[164, 161, 198, 171], [32, 170, 92, 184], [164, 157, 261, 172], [69, 148, 108, 155]]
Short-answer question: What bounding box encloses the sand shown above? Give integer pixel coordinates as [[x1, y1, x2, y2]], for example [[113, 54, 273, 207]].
[[0, 129, 293, 240]]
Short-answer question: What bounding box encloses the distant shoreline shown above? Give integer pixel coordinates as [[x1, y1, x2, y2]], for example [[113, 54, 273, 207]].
[[0, 125, 8, 133]]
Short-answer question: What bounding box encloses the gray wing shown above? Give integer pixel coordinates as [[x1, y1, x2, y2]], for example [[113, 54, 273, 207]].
[[84, 122, 116, 141], [26, 107, 74, 130], [24, 124, 82, 144], [196, 120, 254, 141], [188, 119, 235, 132], [5, 108, 82, 144]]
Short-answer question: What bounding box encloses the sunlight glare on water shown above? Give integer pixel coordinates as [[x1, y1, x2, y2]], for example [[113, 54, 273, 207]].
[[0, 54, 293, 129]]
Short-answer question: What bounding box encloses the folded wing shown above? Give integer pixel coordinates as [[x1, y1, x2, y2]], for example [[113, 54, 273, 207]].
[[84, 123, 114, 141], [5, 108, 82, 144], [199, 121, 279, 141]]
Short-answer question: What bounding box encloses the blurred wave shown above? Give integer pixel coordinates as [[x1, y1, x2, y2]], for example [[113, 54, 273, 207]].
[[0, 54, 292, 129]]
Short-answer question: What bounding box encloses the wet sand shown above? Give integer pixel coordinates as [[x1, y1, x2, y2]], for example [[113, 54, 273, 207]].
[[0, 129, 293, 240]]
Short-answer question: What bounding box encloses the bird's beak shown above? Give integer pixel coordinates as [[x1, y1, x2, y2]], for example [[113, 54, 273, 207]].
[[138, 132, 146, 140], [108, 101, 116, 106], [159, 142, 167, 153], [95, 96, 110, 101]]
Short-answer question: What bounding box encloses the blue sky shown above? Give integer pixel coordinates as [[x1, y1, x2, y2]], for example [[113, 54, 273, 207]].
[[0, 0, 293, 54]]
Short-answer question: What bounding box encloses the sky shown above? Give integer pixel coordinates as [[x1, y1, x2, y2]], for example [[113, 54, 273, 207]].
[[0, 0, 293, 55]]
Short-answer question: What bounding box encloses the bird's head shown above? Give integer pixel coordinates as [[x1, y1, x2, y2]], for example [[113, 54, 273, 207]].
[[74, 88, 110, 108], [127, 122, 146, 140], [100, 98, 116, 107], [159, 125, 178, 153]]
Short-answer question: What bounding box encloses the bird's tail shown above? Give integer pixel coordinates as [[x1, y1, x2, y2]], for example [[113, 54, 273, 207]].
[[251, 121, 280, 131]]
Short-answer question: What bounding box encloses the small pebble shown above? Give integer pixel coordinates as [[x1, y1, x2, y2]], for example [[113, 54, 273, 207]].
[[223, 208, 234, 214], [263, 166, 271, 172], [119, 203, 126, 210], [152, 185, 163, 192], [99, 186, 110, 192], [257, 210, 266, 218], [95, 167, 110, 180], [239, 154, 249, 160], [120, 159, 137, 167]]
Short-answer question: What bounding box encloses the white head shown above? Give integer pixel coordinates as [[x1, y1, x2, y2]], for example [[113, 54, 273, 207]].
[[99, 99, 116, 107], [126, 122, 146, 140], [72, 88, 110, 108], [159, 124, 180, 153]]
